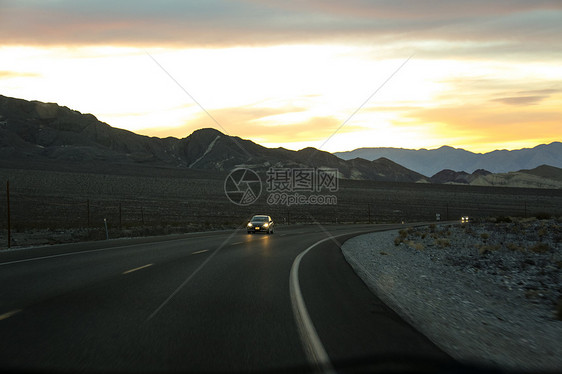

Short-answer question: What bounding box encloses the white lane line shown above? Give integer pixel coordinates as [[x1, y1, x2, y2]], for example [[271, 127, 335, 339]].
[[145, 228, 245, 322], [0, 247, 117, 266], [0, 233, 226, 267], [231, 241, 243, 245], [122, 263, 153, 275], [0, 309, 22, 321], [289, 237, 336, 374], [191, 249, 209, 255]]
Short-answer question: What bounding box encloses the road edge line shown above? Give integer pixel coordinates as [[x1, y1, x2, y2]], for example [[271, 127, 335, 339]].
[[289, 236, 336, 374]]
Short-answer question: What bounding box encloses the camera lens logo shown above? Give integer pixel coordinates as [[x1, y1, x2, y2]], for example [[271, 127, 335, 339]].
[[224, 168, 262, 206]]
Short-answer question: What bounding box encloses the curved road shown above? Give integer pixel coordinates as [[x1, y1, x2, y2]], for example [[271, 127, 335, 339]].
[[0, 224, 454, 373]]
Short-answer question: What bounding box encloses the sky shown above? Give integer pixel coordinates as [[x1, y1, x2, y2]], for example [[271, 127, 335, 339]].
[[1, 0, 561, 153]]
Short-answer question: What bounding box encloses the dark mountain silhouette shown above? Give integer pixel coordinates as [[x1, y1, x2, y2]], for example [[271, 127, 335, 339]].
[[0, 95, 426, 183], [430, 169, 492, 184]]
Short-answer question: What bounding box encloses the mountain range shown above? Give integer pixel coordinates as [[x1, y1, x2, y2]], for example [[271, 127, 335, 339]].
[[334, 143, 562, 177], [0, 95, 424, 183], [1, 94, 560, 188]]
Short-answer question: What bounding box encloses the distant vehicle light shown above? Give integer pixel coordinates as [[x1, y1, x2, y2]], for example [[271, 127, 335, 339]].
[[461, 216, 469, 223]]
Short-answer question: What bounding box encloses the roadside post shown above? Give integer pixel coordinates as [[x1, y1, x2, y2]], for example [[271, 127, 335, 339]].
[[6, 180, 10, 249], [104, 218, 109, 240]]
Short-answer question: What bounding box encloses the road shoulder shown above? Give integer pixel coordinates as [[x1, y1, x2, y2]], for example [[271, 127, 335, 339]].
[[342, 229, 562, 372]]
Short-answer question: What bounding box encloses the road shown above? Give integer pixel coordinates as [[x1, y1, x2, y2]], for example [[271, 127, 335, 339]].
[[0, 224, 455, 373]]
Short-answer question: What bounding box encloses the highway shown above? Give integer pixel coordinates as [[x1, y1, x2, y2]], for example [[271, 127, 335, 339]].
[[0, 224, 454, 373]]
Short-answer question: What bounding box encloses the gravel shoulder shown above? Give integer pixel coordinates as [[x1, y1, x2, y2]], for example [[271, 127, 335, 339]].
[[342, 219, 562, 372]]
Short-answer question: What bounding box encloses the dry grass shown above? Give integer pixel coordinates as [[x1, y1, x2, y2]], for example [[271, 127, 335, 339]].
[[406, 240, 424, 251], [394, 229, 409, 246], [506, 242, 525, 252], [529, 242, 550, 253], [435, 238, 451, 248], [478, 244, 501, 255]]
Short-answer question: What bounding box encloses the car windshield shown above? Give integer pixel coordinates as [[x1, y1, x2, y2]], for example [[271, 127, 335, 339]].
[[2, 2, 561, 373]]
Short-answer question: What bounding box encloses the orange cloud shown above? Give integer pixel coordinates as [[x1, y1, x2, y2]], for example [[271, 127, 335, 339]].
[[0, 70, 40, 79], [138, 105, 364, 147], [403, 101, 562, 150], [493, 96, 548, 106]]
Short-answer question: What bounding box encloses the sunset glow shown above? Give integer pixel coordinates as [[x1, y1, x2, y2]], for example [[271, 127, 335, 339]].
[[1, 1, 561, 153]]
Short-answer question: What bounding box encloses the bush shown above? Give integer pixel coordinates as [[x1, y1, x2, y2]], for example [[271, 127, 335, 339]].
[[435, 238, 450, 248], [478, 244, 500, 255], [535, 212, 552, 220], [406, 240, 424, 251], [496, 216, 512, 223], [529, 242, 550, 253], [506, 242, 524, 252]]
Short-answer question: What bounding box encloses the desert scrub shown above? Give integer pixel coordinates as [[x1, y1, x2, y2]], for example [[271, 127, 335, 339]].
[[529, 242, 550, 253], [537, 224, 549, 239], [506, 242, 525, 252], [394, 229, 409, 246], [435, 238, 450, 248], [480, 233, 490, 241], [405, 240, 424, 251], [535, 212, 552, 220], [478, 244, 501, 255]]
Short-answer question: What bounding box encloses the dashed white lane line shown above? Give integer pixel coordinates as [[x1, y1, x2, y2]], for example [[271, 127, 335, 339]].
[[0, 309, 22, 321], [191, 249, 209, 255], [122, 263, 153, 274]]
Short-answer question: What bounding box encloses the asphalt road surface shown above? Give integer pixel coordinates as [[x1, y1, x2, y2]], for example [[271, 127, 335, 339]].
[[0, 224, 457, 373]]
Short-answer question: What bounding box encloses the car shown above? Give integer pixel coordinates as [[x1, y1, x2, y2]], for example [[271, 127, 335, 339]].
[[461, 216, 469, 224], [247, 215, 274, 234]]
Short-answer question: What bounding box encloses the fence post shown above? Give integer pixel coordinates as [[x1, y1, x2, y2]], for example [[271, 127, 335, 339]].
[[6, 180, 10, 249], [87, 199, 90, 227], [104, 218, 109, 240], [119, 203, 122, 229]]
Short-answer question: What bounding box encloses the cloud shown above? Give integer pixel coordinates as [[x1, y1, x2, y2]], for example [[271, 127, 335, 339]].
[[1, 0, 561, 59], [403, 103, 562, 147], [493, 96, 548, 106], [0, 70, 41, 79], [138, 104, 364, 146], [140, 105, 305, 139]]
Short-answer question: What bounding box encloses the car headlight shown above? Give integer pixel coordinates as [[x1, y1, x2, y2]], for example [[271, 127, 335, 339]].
[[247, 222, 253, 227], [263, 223, 269, 227]]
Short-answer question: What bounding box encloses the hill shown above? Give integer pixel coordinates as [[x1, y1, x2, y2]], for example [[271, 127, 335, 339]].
[[0, 95, 426, 183], [428, 165, 562, 189]]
